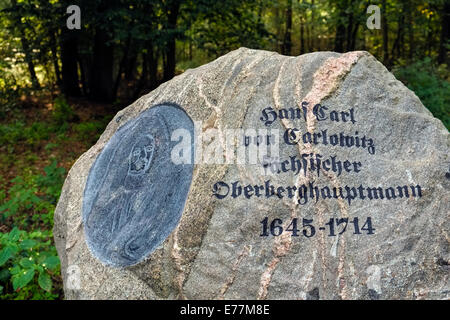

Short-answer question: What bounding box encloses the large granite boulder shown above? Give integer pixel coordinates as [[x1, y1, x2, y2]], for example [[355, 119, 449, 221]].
[[54, 48, 449, 300]]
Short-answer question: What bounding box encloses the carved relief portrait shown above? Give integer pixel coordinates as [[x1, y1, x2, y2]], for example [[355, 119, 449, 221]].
[[82, 104, 194, 267]]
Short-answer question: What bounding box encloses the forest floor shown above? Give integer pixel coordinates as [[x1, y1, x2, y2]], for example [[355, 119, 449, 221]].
[[0, 94, 116, 185], [0, 92, 120, 299]]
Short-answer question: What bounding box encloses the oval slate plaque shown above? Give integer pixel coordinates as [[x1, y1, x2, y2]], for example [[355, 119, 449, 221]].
[[83, 103, 194, 267]]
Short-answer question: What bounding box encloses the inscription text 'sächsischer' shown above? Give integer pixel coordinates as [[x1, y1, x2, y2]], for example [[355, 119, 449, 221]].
[[54, 49, 449, 300], [82, 104, 194, 267]]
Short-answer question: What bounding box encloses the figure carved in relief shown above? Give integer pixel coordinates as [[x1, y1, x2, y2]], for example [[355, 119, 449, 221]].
[[83, 104, 194, 267]]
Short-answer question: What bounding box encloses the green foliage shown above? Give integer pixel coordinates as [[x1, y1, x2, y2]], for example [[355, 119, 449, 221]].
[[24, 122, 51, 145], [0, 227, 60, 300], [394, 58, 450, 130], [0, 121, 52, 149], [190, 0, 271, 57], [0, 160, 66, 228], [0, 121, 27, 147], [0, 175, 40, 222], [0, 159, 64, 299], [44, 142, 59, 152], [0, 75, 20, 117], [36, 159, 66, 205], [73, 120, 107, 146], [51, 96, 77, 127], [0, 97, 76, 154]]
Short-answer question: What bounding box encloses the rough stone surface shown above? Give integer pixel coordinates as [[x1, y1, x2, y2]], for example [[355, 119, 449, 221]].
[[54, 48, 450, 300]]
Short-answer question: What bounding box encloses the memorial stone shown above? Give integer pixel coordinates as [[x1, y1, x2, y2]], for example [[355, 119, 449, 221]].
[[54, 48, 450, 300]]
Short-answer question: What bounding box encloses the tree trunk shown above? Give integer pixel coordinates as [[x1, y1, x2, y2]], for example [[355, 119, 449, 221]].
[[133, 54, 148, 100], [78, 57, 87, 96], [21, 35, 40, 90], [348, 0, 361, 52], [113, 38, 131, 99], [334, 24, 346, 52], [88, 1, 115, 102], [282, 0, 293, 55], [334, 1, 347, 52], [382, 0, 389, 66], [300, 15, 305, 54], [124, 43, 138, 83], [426, 13, 433, 56], [148, 44, 159, 90], [310, 0, 315, 51], [437, 1, 449, 64], [50, 32, 61, 85], [406, 2, 414, 61], [163, 1, 180, 82], [11, 0, 40, 89], [188, 39, 193, 61], [390, 4, 405, 65], [274, 5, 283, 52], [349, 21, 360, 51], [90, 27, 114, 102], [306, 20, 311, 53], [346, 2, 354, 52], [61, 28, 80, 96]]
